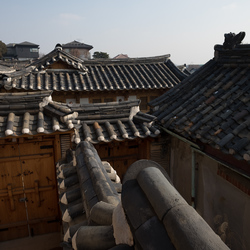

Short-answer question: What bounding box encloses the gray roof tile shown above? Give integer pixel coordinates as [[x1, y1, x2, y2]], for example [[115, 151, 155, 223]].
[[0, 91, 159, 143], [149, 35, 250, 163], [2, 48, 187, 92]]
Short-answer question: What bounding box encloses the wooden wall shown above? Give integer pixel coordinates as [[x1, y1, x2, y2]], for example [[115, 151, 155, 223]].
[[95, 138, 150, 180], [0, 133, 70, 241]]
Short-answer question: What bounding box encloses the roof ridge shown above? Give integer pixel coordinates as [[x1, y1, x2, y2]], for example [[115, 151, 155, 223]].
[[84, 54, 171, 65]]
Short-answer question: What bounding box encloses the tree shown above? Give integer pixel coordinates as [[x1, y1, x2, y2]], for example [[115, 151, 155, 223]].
[[0, 41, 7, 58], [92, 51, 109, 59]]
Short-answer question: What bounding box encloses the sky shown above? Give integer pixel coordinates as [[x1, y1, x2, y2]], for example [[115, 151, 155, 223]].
[[2, 0, 250, 65]]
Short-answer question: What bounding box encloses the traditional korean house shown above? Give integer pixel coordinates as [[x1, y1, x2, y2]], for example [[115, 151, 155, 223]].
[[0, 90, 161, 242], [149, 32, 250, 249], [0, 43, 187, 112]]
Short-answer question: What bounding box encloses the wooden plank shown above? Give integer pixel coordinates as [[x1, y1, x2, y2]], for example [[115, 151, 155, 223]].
[[0, 220, 28, 230], [7, 184, 15, 211], [0, 185, 53, 197], [0, 156, 19, 163], [19, 153, 52, 161], [34, 180, 41, 207], [0, 224, 29, 242], [28, 216, 58, 225], [0, 140, 61, 240], [101, 154, 138, 161], [20, 141, 60, 236], [0, 144, 28, 240], [54, 134, 62, 163]]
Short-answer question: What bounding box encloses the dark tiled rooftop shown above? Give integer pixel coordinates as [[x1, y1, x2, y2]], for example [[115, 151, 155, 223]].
[[1, 46, 187, 92], [149, 34, 250, 163], [0, 91, 159, 142], [57, 144, 229, 249]]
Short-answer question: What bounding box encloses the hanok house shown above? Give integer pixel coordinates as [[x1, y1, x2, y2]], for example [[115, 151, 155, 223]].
[[0, 90, 161, 242], [0, 43, 187, 112], [149, 32, 250, 249]]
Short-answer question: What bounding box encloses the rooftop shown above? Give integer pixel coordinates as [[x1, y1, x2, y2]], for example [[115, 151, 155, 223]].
[[0, 91, 159, 143], [149, 32, 250, 165], [1, 46, 187, 92]]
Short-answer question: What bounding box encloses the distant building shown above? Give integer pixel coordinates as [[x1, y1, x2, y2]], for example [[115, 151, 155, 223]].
[[186, 64, 202, 73], [113, 54, 129, 59], [62, 40, 93, 60], [3, 41, 39, 61], [0, 44, 187, 112]]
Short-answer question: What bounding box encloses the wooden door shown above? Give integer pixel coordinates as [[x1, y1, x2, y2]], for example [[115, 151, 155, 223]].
[[111, 143, 140, 180], [0, 144, 29, 241], [0, 141, 60, 241]]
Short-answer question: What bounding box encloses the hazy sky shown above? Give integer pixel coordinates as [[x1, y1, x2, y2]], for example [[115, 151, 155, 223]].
[[2, 0, 250, 65]]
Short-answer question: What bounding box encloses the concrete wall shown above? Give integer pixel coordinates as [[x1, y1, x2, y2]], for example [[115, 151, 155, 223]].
[[195, 153, 250, 249], [169, 135, 250, 249]]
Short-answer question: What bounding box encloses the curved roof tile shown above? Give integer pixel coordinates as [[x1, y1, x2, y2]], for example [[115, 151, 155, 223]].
[[149, 36, 250, 163], [0, 92, 160, 143], [3, 49, 187, 92]]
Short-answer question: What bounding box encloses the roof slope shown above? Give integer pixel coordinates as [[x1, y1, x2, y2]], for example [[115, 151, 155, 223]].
[[0, 91, 74, 137], [2, 47, 187, 92], [149, 34, 250, 163], [0, 91, 159, 143], [62, 40, 93, 50], [7, 41, 39, 47]]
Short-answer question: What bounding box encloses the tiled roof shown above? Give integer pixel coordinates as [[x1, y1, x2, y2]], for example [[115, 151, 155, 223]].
[[113, 54, 129, 59], [57, 144, 229, 249], [57, 142, 121, 249], [62, 40, 93, 50], [149, 34, 250, 163], [0, 64, 15, 74], [71, 100, 160, 144], [28, 44, 88, 71], [2, 47, 187, 92], [0, 91, 159, 143], [0, 91, 73, 137], [7, 41, 39, 47]]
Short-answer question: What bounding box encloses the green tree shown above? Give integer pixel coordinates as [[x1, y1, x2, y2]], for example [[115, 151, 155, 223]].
[[92, 51, 109, 59], [0, 41, 7, 58]]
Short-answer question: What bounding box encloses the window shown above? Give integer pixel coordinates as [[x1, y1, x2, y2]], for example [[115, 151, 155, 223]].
[[66, 99, 76, 104], [80, 98, 89, 104], [92, 99, 101, 103], [104, 98, 114, 103], [30, 48, 39, 52], [116, 96, 125, 102], [128, 95, 137, 101]]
